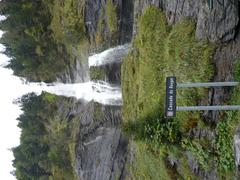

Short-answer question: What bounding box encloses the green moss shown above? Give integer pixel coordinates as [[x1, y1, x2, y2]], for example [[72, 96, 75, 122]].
[[128, 141, 172, 180], [106, 0, 118, 34], [42, 92, 58, 103], [122, 6, 215, 178], [122, 6, 214, 131], [90, 67, 106, 81]]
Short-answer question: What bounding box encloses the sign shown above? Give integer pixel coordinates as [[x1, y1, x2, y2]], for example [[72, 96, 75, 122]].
[[165, 76, 177, 118]]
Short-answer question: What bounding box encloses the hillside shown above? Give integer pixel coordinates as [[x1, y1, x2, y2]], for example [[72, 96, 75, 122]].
[[1, 0, 240, 179]]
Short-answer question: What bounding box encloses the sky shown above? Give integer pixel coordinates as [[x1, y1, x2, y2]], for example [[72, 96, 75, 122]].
[[0, 31, 21, 179]]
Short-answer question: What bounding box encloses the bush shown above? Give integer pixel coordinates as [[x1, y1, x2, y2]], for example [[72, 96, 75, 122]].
[[123, 112, 181, 147]]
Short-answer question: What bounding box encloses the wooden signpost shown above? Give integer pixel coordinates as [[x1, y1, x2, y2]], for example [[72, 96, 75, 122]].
[[165, 76, 240, 118]]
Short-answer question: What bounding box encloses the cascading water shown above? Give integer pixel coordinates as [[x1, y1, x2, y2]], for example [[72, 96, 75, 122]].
[[88, 44, 130, 67], [39, 81, 122, 105], [27, 44, 130, 105], [0, 33, 128, 178], [11, 45, 130, 106]]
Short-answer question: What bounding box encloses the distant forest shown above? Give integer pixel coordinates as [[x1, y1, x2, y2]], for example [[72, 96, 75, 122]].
[[0, 0, 86, 82], [12, 93, 79, 179], [0, 1, 86, 179]]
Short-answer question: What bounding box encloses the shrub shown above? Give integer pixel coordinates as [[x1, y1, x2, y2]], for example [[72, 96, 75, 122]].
[[123, 112, 181, 147]]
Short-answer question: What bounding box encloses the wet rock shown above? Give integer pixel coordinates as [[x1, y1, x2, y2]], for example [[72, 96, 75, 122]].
[[74, 101, 128, 180], [56, 46, 90, 83], [76, 128, 128, 180]]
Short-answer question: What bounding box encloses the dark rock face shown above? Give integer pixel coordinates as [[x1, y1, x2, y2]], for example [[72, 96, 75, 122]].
[[92, 61, 122, 84], [186, 151, 218, 180], [56, 47, 90, 83], [85, 0, 133, 49], [75, 102, 128, 180], [133, 0, 239, 43], [201, 30, 240, 122], [196, 0, 239, 42]]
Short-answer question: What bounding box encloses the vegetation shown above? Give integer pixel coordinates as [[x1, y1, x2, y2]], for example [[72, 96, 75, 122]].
[[128, 141, 172, 180], [122, 6, 240, 177], [46, 0, 86, 48], [213, 59, 240, 175], [12, 93, 80, 180], [121, 6, 215, 178], [122, 7, 214, 127], [106, 0, 118, 34], [0, 0, 87, 82], [123, 112, 181, 148], [94, 0, 119, 49], [182, 138, 212, 170], [90, 66, 106, 81]]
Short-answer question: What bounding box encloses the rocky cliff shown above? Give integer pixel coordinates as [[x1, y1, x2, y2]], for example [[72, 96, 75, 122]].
[[72, 0, 240, 179]]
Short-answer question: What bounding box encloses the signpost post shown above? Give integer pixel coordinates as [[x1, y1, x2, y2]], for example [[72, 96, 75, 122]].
[[165, 76, 240, 118]]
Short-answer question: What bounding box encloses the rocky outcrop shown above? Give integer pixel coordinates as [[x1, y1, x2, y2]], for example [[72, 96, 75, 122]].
[[75, 102, 128, 180], [85, 0, 133, 50], [91, 61, 122, 84], [205, 31, 240, 122], [55, 97, 128, 180], [186, 151, 218, 180], [56, 47, 90, 83], [133, 0, 239, 43]]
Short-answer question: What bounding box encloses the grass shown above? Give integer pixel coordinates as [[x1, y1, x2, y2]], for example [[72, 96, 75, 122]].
[[122, 6, 214, 132], [121, 6, 215, 178], [127, 141, 172, 180]]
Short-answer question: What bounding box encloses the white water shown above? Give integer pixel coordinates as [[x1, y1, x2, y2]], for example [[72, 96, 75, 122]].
[[88, 44, 130, 67], [33, 81, 122, 105], [0, 31, 124, 179]]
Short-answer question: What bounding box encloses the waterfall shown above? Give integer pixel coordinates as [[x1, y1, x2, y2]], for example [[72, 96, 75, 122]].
[[28, 45, 131, 105], [39, 81, 122, 105], [88, 44, 130, 67], [0, 30, 126, 179], [1, 45, 127, 106]]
